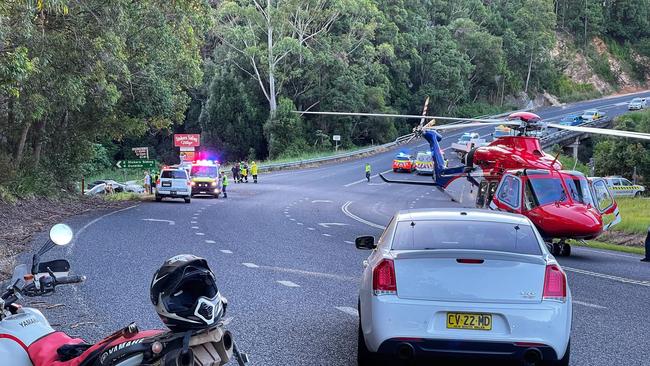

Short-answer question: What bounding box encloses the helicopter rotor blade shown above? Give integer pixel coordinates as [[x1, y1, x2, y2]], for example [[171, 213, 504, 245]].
[[295, 110, 504, 123], [379, 173, 437, 185], [425, 121, 521, 131], [547, 123, 650, 141]]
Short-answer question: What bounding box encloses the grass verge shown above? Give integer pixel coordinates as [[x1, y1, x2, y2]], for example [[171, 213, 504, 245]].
[[572, 240, 645, 255], [612, 198, 650, 235], [102, 192, 152, 202]]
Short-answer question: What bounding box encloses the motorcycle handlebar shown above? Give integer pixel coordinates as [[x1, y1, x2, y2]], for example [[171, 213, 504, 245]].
[[55, 275, 86, 285]]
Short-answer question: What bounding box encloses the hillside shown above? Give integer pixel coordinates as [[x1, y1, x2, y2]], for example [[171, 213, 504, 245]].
[[1, 0, 650, 198]]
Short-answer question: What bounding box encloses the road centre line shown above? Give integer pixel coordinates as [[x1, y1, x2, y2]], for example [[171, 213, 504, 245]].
[[322, 233, 332, 237], [312, 200, 333, 203], [308, 227, 315, 231], [335, 306, 359, 317], [563, 266, 650, 287], [141, 219, 175, 225], [191, 226, 199, 229], [277, 280, 300, 288], [220, 250, 233, 254], [195, 232, 205, 236], [344, 241, 354, 244], [344, 169, 392, 187], [257, 265, 357, 282], [341, 201, 386, 230], [242, 263, 259, 268], [70, 204, 139, 250], [205, 240, 216, 244], [573, 300, 607, 310]]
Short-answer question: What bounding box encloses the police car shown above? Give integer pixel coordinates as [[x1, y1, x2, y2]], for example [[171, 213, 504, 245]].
[[597, 176, 645, 197], [415, 151, 433, 175]]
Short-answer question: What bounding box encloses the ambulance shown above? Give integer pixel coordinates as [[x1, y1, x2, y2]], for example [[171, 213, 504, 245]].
[[189, 160, 221, 198]]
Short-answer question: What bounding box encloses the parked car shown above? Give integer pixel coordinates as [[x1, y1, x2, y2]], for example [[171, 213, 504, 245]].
[[155, 168, 191, 203], [628, 97, 647, 110], [593, 176, 645, 197], [580, 109, 605, 122], [356, 208, 571, 366], [451, 132, 487, 160], [85, 179, 144, 195], [559, 115, 584, 126]]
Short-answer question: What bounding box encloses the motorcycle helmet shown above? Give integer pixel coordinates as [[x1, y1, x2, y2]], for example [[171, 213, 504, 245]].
[[150, 255, 225, 331]]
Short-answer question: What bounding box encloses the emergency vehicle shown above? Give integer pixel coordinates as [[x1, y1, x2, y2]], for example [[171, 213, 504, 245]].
[[596, 176, 645, 197], [415, 151, 433, 175], [189, 160, 221, 198]]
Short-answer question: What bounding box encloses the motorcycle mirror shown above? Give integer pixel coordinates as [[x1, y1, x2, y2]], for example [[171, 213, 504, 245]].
[[49, 224, 73, 246]]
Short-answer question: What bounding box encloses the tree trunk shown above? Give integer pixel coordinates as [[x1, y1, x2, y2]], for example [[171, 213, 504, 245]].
[[267, 0, 277, 116], [32, 118, 48, 166], [15, 122, 31, 168], [524, 50, 533, 93]]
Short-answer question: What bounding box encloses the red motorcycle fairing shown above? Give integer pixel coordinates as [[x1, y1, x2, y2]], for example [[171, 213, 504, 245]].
[[27, 329, 164, 366]]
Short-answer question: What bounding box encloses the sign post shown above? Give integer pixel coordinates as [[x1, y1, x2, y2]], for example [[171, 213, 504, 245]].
[[116, 160, 156, 169], [333, 135, 341, 152], [174, 134, 200, 162], [131, 147, 149, 159]]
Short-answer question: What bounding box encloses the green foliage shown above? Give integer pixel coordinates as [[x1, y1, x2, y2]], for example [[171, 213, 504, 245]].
[[549, 75, 600, 103], [593, 110, 650, 182], [587, 50, 617, 84], [264, 98, 308, 159]]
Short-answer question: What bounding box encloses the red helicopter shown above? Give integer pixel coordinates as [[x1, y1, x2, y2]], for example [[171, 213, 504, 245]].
[[299, 110, 650, 256]]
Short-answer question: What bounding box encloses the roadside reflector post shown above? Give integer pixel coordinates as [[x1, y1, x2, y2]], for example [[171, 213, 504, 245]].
[[642, 226, 650, 262]]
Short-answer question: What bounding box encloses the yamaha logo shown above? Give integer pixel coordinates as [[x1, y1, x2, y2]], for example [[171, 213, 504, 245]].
[[100, 338, 145, 364]]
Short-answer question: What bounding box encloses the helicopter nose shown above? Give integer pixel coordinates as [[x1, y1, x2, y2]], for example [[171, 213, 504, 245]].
[[532, 204, 602, 238]]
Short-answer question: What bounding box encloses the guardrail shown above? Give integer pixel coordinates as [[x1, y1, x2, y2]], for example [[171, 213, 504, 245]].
[[257, 108, 530, 172], [540, 118, 612, 148]]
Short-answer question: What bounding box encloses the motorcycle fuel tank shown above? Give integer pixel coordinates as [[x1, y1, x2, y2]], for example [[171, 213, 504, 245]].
[[0, 307, 55, 366]]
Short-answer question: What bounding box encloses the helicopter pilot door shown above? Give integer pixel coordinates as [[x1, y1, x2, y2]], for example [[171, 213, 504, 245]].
[[591, 178, 621, 230], [490, 174, 522, 214]]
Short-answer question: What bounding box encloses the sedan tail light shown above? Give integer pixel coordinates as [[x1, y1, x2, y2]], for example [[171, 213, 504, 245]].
[[543, 264, 567, 302], [373, 259, 397, 296]]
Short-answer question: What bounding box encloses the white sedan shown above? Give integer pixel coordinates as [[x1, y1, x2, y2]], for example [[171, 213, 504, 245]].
[[356, 208, 572, 366]]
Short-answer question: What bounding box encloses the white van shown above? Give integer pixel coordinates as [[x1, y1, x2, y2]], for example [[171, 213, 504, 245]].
[[415, 151, 433, 175], [155, 168, 192, 203]]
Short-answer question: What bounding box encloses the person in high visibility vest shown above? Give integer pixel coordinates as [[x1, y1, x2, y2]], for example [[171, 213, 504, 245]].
[[365, 163, 371, 182], [240, 162, 248, 183], [221, 171, 229, 198], [251, 161, 258, 183]]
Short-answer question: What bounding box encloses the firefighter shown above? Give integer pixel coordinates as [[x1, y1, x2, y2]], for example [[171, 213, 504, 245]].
[[221, 171, 229, 198], [251, 161, 259, 183], [365, 163, 371, 182], [241, 161, 248, 183]]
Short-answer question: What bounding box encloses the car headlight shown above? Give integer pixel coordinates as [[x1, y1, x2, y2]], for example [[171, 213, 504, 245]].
[[211, 181, 217, 187], [191, 181, 196, 186]]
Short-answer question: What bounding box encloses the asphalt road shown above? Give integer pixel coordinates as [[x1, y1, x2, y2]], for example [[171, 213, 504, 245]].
[[26, 91, 650, 366]]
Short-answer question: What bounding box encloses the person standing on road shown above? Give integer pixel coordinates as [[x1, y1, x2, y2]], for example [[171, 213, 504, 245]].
[[221, 171, 229, 198], [251, 161, 258, 183], [231, 164, 240, 183], [365, 163, 371, 182], [241, 162, 248, 183], [144, 171, 152, 194]]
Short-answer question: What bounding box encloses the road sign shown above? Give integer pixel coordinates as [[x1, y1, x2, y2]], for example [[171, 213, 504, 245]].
[[116, 160, 156, 169], [132, 147, 149, 159], [332, 135, 341, 141], [174, 134, 200, 147]]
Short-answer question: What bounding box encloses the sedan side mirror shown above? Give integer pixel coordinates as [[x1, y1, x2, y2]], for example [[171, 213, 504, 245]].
[[355, 236, 376, 250]]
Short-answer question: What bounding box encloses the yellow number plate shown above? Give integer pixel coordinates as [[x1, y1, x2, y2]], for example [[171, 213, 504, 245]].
[[446, 313, 492, 331]]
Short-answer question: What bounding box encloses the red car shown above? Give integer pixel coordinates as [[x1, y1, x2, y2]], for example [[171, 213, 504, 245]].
[[392, 153, 416, 172]]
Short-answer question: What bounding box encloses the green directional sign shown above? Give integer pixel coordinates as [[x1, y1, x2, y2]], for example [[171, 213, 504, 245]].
[[116, 159, 156, 169]]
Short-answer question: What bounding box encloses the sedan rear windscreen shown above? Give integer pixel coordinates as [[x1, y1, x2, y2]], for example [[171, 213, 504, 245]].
[[391, 220, 542, 255]]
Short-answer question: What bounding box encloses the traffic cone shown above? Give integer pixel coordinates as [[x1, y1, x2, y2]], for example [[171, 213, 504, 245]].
[[642, 226, 650, 262]]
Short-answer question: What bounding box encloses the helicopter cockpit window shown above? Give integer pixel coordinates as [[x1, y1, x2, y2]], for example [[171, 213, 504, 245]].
[[592, 180, 614, 212], [528, 177, 568, 206], [496, 175, 521, 209], [564, 178, 595, 206]]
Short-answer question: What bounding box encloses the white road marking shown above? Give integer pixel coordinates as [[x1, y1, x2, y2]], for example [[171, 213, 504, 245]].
[[205, 240, 216, 244], [191, 226, 199, 229], [335, 306, 359, 317], [615, 102, 629, 106], [191, 221, 197, 224], [242, 263, 259, 268], [258, 265, 357, 281], [297, 222, 304, 225], [289, 218, 296, 221], [318, 223, 348, 228], [573, 300, 607, 310], [312, 200, 333, 203], [564, 266, 650, 287], [322, 233, 332, 237], [220, 250, 233, 254], [344, 169, 392, 187], [344, 240, 354, 244], [195, 232, 205, 236], [142, 219, 175, 225], [341, 201, 386, 230], [277, 280, 300, 288], [70, 205, 139, 250], [308, 227, 315, 231]]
